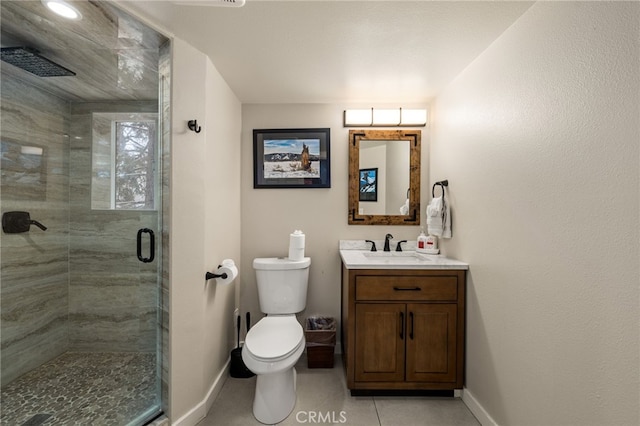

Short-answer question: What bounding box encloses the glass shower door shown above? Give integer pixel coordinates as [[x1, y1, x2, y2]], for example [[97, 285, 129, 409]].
[[66, 108, 164, 424], [0, 104, 164, 425], [0, 1, 169, 424]]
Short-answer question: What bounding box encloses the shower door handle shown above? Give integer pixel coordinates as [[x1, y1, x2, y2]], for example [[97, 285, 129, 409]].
[[137, 228, 155, 263]]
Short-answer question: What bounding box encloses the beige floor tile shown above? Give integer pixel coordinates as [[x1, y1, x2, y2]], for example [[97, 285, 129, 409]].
[[280, 357, 379, 426], [374, 397, 480, 426], [201, 353, 479, 426], [197, 374, 262, 426]]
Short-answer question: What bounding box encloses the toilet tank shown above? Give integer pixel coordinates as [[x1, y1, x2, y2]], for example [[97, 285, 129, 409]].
[[253, 257, 310, 314]]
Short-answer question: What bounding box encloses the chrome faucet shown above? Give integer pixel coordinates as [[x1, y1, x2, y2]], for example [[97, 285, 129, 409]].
[[383, 233, 393, 252]]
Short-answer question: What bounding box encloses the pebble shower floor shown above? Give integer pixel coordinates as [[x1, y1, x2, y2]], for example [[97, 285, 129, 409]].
[[1, 352, 157, 425]]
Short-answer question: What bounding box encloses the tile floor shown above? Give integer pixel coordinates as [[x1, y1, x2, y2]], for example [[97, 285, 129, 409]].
[[199, 355, 480, 426], [0, 352, 159, 426]]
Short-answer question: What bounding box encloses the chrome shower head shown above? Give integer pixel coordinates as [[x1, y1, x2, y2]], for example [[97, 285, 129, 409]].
[[1, 47, 75, 77]]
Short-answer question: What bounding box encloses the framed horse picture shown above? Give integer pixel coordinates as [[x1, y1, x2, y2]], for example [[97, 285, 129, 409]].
[[253, 128, 331, 188]]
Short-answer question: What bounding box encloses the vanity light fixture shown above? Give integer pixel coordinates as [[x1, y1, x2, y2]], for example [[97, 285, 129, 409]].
[[343, 108, 427, 127], [42, 0, 82, 20]]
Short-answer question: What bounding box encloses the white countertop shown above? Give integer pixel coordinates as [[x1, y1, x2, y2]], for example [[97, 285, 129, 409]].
[[339, 240, 469, 270]]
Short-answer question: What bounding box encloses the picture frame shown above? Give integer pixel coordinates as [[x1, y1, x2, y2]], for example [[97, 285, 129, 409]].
[[253, 128, 331, 188], [359, 167, 378, 202]]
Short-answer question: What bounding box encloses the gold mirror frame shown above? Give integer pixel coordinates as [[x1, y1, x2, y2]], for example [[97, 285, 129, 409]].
[[348, 129, 420, 225]]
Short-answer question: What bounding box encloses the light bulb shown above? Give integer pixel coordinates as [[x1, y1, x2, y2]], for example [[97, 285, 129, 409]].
[[42, 0, 82, 20]]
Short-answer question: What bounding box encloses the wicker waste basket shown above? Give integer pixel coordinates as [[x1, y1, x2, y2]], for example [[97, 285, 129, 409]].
[[305, 317, 336, 368]]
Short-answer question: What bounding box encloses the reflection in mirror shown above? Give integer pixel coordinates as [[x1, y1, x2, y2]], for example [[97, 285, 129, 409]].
[[359, 140, 410, 215], [349, 130, 420, 225]]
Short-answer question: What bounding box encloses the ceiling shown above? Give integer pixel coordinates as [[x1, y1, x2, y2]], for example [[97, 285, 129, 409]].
[[0, 1, 534, 104], [125, 0, 534, 104]]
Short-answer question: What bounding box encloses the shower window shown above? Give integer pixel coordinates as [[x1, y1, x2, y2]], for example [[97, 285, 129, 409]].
[[114, 120, 156, 209], [91, 112, 158, 210]]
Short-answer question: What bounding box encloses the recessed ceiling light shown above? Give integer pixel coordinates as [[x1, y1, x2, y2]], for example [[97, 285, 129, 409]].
[[42, 0, 82, 20]]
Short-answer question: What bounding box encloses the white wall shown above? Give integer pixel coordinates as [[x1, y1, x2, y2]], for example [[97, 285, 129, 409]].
[[240, 103, 429, 344], [202, 50, 243, 413], [386, 141, 410, 214], [431, 2, 639, 425], [170, 38, 241, 425]]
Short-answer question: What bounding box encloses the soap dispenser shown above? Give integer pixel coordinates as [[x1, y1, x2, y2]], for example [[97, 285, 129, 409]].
[[416, 229, 428, 253], [425, 234, 439, 254]]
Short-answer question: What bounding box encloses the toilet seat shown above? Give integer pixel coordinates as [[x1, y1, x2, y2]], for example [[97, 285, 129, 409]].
[[244, 316, 304, 362]]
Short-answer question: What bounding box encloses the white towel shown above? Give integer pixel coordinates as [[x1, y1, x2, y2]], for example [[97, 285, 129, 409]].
[[426, 197, 443, 235], [426, 196, 451, 238], [442, 196, 451, 238], [399, 198, 410, 215]]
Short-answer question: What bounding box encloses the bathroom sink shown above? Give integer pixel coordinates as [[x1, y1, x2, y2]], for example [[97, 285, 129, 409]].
[[339, 247, 469, 270], [341, 250, 434, 268], [361, 251, 432, 264], [363, 251, 429, 260]]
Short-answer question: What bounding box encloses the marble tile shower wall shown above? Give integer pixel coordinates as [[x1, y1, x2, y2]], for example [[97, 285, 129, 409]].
[[1, 70, 162, 385], [1, 73, 71, 385], [68, 101, 158, 353]]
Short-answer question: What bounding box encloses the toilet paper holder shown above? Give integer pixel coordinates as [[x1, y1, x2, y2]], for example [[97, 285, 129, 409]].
[[205, 259, 238, 284], [205, 266, 227, 281]]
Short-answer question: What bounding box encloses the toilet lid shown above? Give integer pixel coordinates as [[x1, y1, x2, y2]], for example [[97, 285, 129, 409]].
[[245, 316, 303, 361], [253, 257, 310, 270]]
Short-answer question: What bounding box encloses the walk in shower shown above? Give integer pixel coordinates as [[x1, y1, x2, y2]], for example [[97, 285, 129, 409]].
[[1, 1, 170, 424]]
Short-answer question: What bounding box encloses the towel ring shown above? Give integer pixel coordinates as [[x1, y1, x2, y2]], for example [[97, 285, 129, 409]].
[[432, 179, 449, 198]]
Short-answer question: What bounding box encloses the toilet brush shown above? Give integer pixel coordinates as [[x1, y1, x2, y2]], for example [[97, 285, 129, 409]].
[[230, 314, 255, 378]]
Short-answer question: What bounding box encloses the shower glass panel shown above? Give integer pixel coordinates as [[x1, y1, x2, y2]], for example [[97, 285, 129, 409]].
[[0, 1, 168, 424]]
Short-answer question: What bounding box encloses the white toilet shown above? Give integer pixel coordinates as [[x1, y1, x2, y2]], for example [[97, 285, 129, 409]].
[[242, 256, 310, 424]]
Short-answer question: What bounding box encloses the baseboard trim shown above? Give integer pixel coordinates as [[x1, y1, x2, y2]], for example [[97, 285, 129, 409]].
[[461, 387, 498, 426], [172, 358, 231, 426], [204, 358, 232, 414]]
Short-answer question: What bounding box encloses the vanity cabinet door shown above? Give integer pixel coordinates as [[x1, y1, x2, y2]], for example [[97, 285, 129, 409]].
[[405, 303, 458, 383], [354, 303, 405, 382]]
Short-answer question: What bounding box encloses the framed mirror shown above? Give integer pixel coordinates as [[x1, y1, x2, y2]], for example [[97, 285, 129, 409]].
[[348, 130, 420, 225]]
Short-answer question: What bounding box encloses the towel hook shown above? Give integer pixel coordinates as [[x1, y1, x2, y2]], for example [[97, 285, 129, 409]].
[[432, 179, 448, 198], [188, 119, 201, 133]]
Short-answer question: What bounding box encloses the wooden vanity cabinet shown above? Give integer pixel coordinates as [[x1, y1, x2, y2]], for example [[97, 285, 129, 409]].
[[341, 267, 466, 392]]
